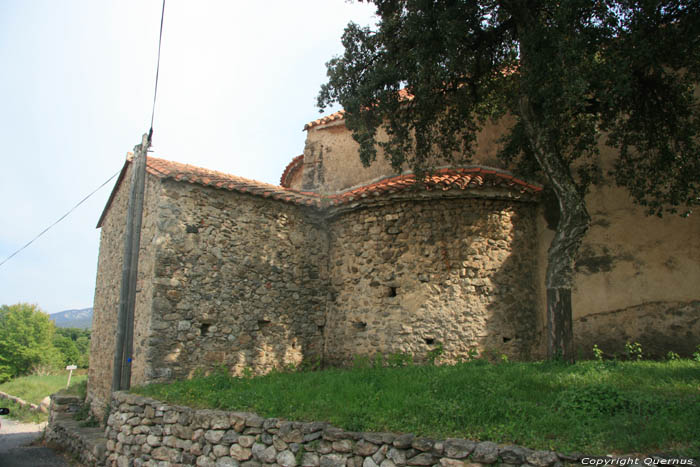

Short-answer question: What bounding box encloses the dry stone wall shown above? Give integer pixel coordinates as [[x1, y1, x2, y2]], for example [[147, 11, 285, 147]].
[[145, 181, 329, 382], [324, 197, 539, 365], [105, 391, 573, 467]]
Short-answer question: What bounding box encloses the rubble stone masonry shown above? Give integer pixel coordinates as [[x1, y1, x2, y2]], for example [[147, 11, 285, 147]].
[[325, 198, 538, 365], [145, 180, 329, 383]]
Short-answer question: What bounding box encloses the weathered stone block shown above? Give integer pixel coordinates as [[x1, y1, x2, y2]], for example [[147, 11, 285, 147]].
[[230, 444, 252, 461], [277, 450, 297, 467], [472, 442, 499, 464], [525, 450, 560, 467], [320, 453, 347, 467], [443, 439, 475, 459]]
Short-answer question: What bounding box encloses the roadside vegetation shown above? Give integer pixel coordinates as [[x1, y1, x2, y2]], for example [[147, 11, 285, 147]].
[[0, 373, 87, 423], [0, 373, 87, 405], [0, 303, 90, 383], [134, 351, 700, 458], [0, 302, 90, 424]]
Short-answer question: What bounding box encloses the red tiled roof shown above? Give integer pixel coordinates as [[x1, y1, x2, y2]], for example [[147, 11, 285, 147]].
[[279, 154, 304, 187], [96, 156, 321, 227], [304, 89, 414, 131], [97, 156, 540, 228], [304, 110, 346, 131], [326, 167, 541, 206], [145, 157, 320, 207]]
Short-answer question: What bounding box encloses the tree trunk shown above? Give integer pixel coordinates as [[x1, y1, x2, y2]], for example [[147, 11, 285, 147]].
[[519, 97, 590, 362]]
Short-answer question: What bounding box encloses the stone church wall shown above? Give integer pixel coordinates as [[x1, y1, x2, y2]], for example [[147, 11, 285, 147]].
[[144, 180, 329, 382], [324, 196, 540, 365], [566, 183, 700, 358], [88, 167, 161, 418]]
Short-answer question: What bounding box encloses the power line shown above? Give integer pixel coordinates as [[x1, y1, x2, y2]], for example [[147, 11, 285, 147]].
[[0, 169, 121, 268], [149, 0, 166, 143], [1, 2, 166, 270]]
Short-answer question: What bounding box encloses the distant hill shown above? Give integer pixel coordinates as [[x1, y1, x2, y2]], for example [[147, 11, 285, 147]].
[[51, 307, 93, 329]]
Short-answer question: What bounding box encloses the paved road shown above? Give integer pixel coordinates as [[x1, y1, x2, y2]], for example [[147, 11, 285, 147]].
[[0, 417, 69, 467]]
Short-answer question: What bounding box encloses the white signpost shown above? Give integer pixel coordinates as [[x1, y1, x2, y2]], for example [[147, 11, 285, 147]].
[[66, 365, 78, 389]]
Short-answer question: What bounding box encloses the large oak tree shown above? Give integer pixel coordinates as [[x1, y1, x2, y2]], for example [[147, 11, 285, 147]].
[[318, 0, 700, 361]]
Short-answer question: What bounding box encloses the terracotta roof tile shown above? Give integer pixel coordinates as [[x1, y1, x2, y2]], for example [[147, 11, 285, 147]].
[[304, 110, 346, 131], [327, 167, 542, 206], [280, 154, 304, 187], [98, 156, 541, 228], [145, 156, 321, 207]]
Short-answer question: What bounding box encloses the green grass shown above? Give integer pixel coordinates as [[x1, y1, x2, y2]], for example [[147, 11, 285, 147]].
[[133, 360, 700, 458], [0, 372, 87, 423], [0, 397, 47, 424], [0, 373, 87, 404]]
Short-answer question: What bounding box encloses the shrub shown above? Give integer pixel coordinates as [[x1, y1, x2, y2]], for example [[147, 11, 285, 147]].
[[624, 341, 643, 361], [592, 344, 604, 362]]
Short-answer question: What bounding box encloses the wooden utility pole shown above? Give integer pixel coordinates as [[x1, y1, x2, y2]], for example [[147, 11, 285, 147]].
[[112, 133, 150, 392]]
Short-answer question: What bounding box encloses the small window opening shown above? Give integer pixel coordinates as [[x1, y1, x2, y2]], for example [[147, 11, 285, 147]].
[[424, 337, 435, 345], [200, 323, 211, 336], [386, 286, 398, 297], [353, 321, 367, 330], [502, 336, 512, 343], [258, 319, 271, 328]]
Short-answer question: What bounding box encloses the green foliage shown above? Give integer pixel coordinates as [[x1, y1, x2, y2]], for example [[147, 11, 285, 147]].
[[318, 0, 700, 361], [295, 445, 305, 465], [465, 348, 479, 361], [0, 397, 46, 424], [319, 0, 700, 217], [625, 341, 643, 361], [53, 328, 90, 368], [133, 359, 700, 457], [592, 344, 604, 362], [555, 384, 628, 415], [298, 356, 322, 372], [73, 402, 91, 421], [694, 345, 700, 362], [387, 352, 413, 368], [666, 351, 681, 362], [0, 303, 63, 381], [0, 373, 87, 405], [0, 373, 87, 424], [62, 378, 88, 399], [426, 342, 444, 365], [352, 354, 372, 369]]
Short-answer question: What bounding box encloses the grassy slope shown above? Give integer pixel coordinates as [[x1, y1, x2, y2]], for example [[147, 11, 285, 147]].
[[0, 373, 87, 404], [0, 373, 87, 423], [134, 360, 700, 458]]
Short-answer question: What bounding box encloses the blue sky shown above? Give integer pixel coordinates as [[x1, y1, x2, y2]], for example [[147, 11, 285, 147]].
[[0, 1, 376, 314]]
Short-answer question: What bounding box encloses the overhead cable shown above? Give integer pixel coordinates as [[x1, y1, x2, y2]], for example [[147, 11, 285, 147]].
[[0, 169, 121, 268], [149, 0, 166, 143]]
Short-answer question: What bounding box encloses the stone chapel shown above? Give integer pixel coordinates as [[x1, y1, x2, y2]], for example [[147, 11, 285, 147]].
[[87, 109, 700, 416]]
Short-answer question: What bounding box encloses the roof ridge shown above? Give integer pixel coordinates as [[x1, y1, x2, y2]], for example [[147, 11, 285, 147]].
[[98, 156, 542, 228]]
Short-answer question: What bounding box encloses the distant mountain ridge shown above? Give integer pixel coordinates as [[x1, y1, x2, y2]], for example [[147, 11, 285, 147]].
[[51, 307, 93, 329]]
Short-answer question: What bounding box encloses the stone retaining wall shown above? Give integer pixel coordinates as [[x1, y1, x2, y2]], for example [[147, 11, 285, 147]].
[[45, 394, 108, 466], [106, 391, 572, 467]]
